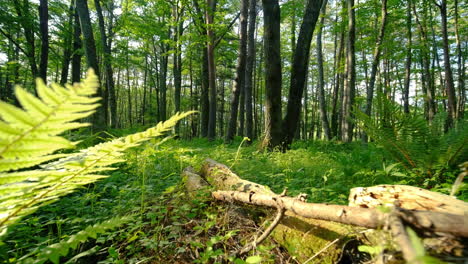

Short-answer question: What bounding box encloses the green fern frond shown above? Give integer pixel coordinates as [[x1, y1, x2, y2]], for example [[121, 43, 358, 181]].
[[0, 69, 100, 172], [0, 70, 194, 237], [18, 215, 133, 264]]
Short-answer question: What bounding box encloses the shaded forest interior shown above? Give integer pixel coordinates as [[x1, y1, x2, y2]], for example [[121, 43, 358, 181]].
[[0, 0, 467, 263]]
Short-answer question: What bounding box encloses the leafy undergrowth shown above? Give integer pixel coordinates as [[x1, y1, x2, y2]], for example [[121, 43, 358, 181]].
[[1, 137, 465, 263]]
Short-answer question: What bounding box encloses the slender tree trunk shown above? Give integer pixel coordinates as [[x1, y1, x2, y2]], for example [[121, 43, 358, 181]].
[[403, 0, 412, 114], [261, 0, 283, 150], [226, 0, 248, 143], [341, 0, 356, 142], [95, 0, 117, 128], [141, 55, 148, 125], [60, 1, 74, 85], [173, 5, 184, 134], [363, 0, 388, 142], [206, 0, 218, 140], [76, 0, 106, 132], [282, 0, 323, 147], [316, 0, 331, 140], [201, 49, 210, 137], [331, 22, 345, 139], [244, 0, 257, 143], [159, 44, 168, 122], [13, 0, 38, 82], [126, 42, 132, 127], [454, 0, 465, 119], [437, 0, 457, 129], [71, 7, 82, 84], [38, 0, 49, 83]]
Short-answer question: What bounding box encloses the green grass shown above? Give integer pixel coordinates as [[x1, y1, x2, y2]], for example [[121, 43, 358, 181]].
[[1, 137, 465, 263]]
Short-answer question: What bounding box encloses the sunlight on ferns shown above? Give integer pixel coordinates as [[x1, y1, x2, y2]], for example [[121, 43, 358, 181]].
[[0, 71, 194, 237]]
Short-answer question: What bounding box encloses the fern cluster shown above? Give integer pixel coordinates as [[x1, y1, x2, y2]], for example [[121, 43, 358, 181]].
[[0, 70, 194, 237], [19, 215, 133, 264], [355, 97, 467, 180]]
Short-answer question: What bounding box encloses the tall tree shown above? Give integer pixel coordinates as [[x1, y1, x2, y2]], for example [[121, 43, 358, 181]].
[[38, 0, 49, 82], [94, 0, 117, 128], [435, 0, 457, 129], [206, 0, 217, 140], [60, 1, 74, 85], [75, 0, 106, 132], [341, 0, 356, 142], [403, 0, 412, 114], [71, 7, 82, 84], [363, 0, 388, 141], [173, 2, 185, 134], [261, 0, 283, 149], [282, 0, 323, 147], [454, 0, 465, 119], [226, 0, 248, 143], [244, 0, 257, 143], [316, 0, 331, 140]]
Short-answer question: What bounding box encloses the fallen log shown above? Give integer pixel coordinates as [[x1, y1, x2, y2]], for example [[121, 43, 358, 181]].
[[185, 159, 468, 263], [212, 190, 468, 237]]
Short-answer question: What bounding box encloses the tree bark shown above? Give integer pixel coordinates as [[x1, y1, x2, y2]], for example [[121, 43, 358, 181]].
[[38, 0, 49, 83], [225, 0, 248, 143], [71, 7, 82, 84], [261, 0, 283, 150], [173, 4, 184, 134], [94, 0, 117, 128], [316, 0, 331, 140], [341, 0, 356, 142], [206, 0, 218, 140], [362, 0, 388, 142], [75, 0, 106, 132], [244, 0, 257, 144], [454, 0, 465, 119], [60, 1, 74, 85], [403, 0, 412, 114], [282, 0, 323, 147], [437, 0, 457, 129], [13, 0, 38, 82]]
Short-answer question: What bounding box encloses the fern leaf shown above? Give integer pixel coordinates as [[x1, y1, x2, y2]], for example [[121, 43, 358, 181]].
[[0, 69, 99, 172]]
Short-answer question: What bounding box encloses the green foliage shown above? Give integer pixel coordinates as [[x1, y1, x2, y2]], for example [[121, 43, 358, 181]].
[[0, 71, 194, 237], [19, 215, 133, 264], [356, 98, 467, 185]]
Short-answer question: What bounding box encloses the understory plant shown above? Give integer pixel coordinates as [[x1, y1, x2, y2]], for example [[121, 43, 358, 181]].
[[0, 69, 193, 239], [356, 96, 467, 187]]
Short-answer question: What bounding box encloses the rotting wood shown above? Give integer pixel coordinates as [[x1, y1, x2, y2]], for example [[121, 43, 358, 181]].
[[187, 158, 468, 263], [197, 158, 352, 263], [349, 184, 468, 215], [212, 190, 468, 237]]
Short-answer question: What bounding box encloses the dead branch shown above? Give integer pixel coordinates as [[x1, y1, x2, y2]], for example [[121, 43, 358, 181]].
[[212, 190, 468, 237]]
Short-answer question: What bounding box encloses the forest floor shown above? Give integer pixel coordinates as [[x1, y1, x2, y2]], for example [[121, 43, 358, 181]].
[[1, 137, 465, 263]]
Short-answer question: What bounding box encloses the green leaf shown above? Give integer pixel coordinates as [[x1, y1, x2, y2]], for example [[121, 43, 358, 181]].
[[245, 255, 263, 264]]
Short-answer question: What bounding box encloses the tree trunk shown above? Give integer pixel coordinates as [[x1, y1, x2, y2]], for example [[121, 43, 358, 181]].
[[403, 0, 412, 114], [60, 1, 74, 85], [363, 0, 388, 142], [341, 0, 356, 142], [71, 7, 82, 84], [244, 0, 256, 143], [437, 0, 457, 129], [75, 0, 106, 132], [331, 21, 345, 139], [95, 0, 117, 128], [13, 0, 38, 82], [454, 0, 465, 119], [173, 9, 184, 134], [38, 0, 49, 83], [316, 0, 331, 140], [206, 0, 217, 140], [282, 0, 323, 147], [226, 0, 248, 143], [201, 49, 210, 137], [261, 0, 283, 150]]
